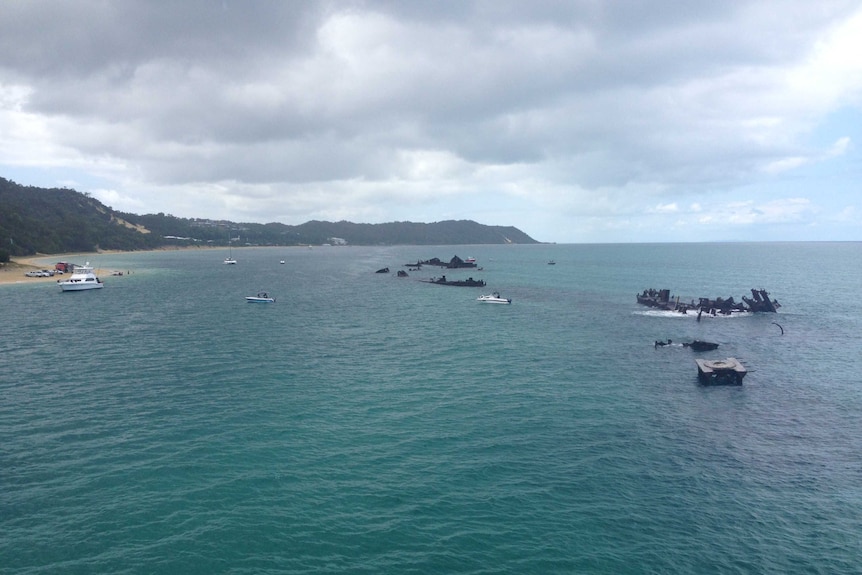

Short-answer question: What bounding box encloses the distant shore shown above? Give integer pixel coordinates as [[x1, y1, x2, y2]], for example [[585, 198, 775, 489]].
[[0, 245, 220, 286], [0, 252, 122, 286]]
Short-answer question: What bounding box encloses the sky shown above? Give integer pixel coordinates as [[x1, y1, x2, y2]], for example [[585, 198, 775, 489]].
[[1, 1, 861, 243]]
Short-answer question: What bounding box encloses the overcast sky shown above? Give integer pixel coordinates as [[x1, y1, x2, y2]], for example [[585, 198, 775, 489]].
[[2, 1, 861, 243]]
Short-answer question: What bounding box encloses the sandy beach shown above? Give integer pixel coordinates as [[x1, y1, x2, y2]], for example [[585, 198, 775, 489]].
[[0, 245, 225, 286], [0, 248, 152, 287], [0, 254, 103, 286]]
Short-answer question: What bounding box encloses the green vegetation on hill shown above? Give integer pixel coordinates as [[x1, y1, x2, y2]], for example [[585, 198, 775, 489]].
[[0, 177, 539, 256]]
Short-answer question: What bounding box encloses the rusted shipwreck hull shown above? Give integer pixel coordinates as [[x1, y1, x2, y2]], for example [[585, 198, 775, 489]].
[[412, 255, 477, 269], [638, 288, 780, 313], [637, 288, 672, 308], [742, 289, 781, 313], [421, 276, 486, 287]]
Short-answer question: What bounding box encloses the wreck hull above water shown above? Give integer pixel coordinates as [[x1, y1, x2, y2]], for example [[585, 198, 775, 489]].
[[638, 287, 780, 313], [742, 289, 781, 312], [696, 358, 747, 385], [421, 276, 486, 287]]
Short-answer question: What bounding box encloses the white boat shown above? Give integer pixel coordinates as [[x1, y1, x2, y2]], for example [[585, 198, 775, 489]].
[[59, 263, 104, 291], [477, 292, 511, 304], [224, 235, 237, 264], [246, 292, 275, 303]]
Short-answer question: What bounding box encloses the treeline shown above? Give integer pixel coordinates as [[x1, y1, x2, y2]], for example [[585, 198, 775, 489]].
[[0, 178, 165, 256], [0, 177, 538, 256]]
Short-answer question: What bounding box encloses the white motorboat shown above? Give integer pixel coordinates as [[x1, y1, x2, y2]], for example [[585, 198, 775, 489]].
[[246, 292, 275, 303], [477, 292, 511, 304], [59, 263, 103, 291]]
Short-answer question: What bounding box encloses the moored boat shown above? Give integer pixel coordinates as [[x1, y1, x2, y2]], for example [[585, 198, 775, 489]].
[[245, 292, 275, 303], [59, 263, 103, 291], [224, 235, 237, 264], [477, 292, 511, 304]]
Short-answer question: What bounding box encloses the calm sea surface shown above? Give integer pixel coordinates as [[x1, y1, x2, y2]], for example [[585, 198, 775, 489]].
[[2, 243, 860, 574]]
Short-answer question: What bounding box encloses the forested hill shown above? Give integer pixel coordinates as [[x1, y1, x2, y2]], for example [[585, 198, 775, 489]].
[[0, 177, 539, 257]]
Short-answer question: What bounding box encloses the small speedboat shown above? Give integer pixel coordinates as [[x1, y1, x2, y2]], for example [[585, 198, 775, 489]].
[[477, 292, 511, 304], [246, 292, 275, 303]]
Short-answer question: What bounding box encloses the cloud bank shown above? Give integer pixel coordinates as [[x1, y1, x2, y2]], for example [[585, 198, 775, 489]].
[[1, 1, 861, 242]]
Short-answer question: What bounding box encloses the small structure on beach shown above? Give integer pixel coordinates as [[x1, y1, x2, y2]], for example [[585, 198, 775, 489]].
[[695, 358, 747, 385]]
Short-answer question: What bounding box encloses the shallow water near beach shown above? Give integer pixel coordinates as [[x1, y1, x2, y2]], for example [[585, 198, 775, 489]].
[[2, 242, 861, 574]]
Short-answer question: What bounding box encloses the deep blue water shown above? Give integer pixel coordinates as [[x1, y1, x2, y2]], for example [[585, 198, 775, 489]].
[[2, 243, 861, 574]]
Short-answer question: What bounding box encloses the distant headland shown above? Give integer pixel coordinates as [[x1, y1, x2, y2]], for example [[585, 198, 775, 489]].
[[0, 176, 539, 258]]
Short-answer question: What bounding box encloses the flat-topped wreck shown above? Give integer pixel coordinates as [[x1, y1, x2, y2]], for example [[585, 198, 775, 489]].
[[696, 358, 747, 385], [638, 288, 781, 314]]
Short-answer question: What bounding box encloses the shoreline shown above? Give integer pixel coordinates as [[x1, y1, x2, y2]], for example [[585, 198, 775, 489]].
[[0, 253, 120, 286], [0, 244, 321, 286], [0, 245, 221, 286]]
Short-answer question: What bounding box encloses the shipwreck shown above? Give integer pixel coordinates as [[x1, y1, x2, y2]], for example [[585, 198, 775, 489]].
[[638, 288, 780, 314], [410, 255, 477, 269], [421, 275, 486, 287]]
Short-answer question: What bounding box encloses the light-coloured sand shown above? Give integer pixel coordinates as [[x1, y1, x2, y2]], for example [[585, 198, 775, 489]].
[[0, 246, 224, 286], [0, 252, 125, 286]]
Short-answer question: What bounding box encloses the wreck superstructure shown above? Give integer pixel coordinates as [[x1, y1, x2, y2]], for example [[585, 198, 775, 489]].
[[638, 288, 780, 314]]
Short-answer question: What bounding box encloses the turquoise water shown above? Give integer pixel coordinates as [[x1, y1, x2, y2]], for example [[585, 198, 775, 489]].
[[2, 243, 861, 574]]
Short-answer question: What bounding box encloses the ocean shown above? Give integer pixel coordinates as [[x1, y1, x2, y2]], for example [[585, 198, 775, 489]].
[[2, 242, 860, 574]]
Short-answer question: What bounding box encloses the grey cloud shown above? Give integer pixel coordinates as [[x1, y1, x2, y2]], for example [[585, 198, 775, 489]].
[[1, 0, 859, 241]]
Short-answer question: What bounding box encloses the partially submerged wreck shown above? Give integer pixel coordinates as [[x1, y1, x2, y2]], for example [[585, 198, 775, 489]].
[[695, 358, 747, 385], [638, 288, 673, 308], [654, 339, 719, 351], [638, 288, 780, 314], [684, 340, 719, 351], [421, 275, 486, 287], [412, 255, 478, 269], [742, 289, 781, 313]]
